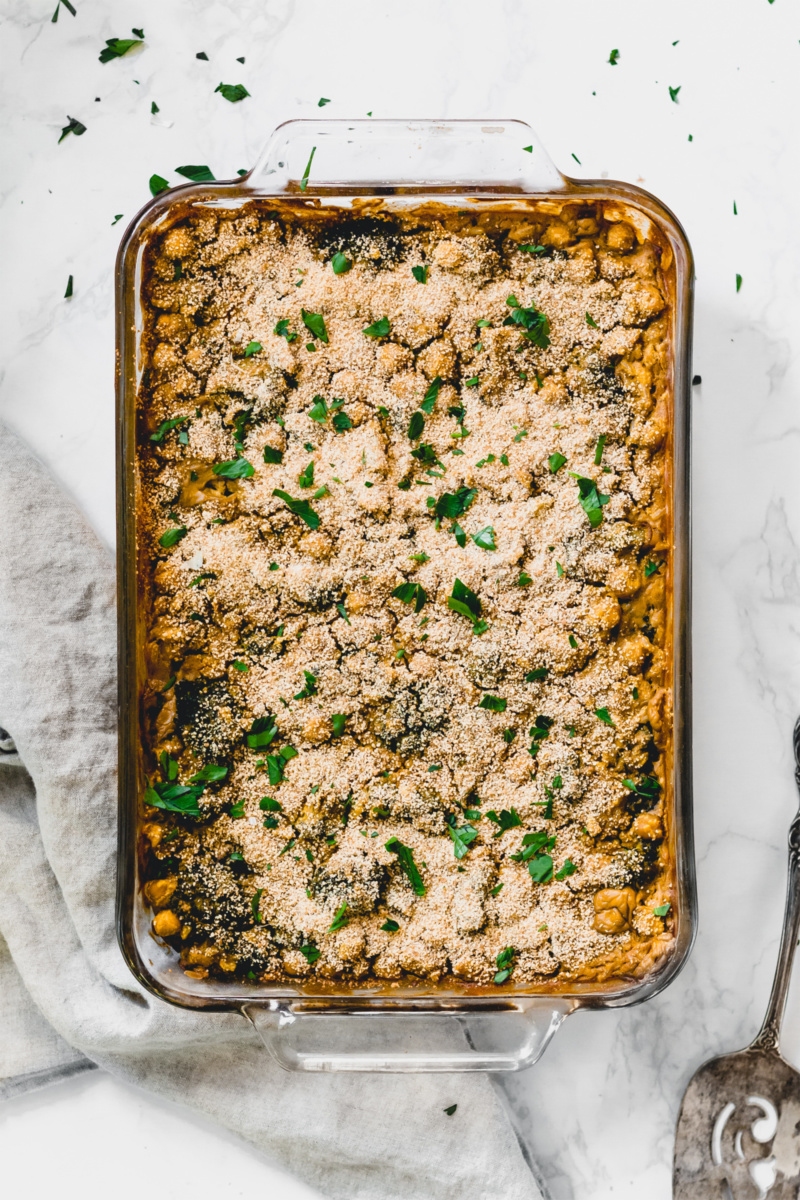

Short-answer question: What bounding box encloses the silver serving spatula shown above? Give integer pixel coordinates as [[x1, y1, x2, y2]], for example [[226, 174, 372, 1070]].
[[674, 719, 800, 1199]]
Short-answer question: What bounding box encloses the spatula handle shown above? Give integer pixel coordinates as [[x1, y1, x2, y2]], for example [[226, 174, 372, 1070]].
[[752, 718, 800, 1052]]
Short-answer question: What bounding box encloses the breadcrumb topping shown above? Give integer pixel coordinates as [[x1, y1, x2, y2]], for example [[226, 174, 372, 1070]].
[[137, 198, 676, 992]]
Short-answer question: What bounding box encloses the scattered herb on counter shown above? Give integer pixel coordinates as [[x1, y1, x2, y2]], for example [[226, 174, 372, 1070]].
[[669, 84, 681, 103], [331, 251, 351, 274], [112, 213, 124, 224], [412, 264, 429, 283], [392, 581, 427, 614], [215, 82, 250, 102], [571, 152, 582, 164], [570, 473, 610, 528], [318, 97, 331, 107], [272, 489, 321, 530], [736, 273, 743, 292], [608, 48, 620, 64], [150, 101, 159, 114], [64, 274, 74, 298], [59, 116, 86, 143], [51, 0, 76, 21], [479, 694, 506, 713], [149, 173, 169, 196], [99, 36, 142, 63], [196, 51, 208, 59], [385, 837, 426, 895], [301, 308, 328, 343], [363, 316, 391, 338], [494, 946, 516, 984]]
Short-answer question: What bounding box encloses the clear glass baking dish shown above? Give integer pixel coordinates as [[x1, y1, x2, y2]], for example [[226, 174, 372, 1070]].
[[115, 119, 695, 1072]]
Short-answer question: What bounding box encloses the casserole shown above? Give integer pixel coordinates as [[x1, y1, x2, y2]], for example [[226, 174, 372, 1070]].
[[116, 120, 695, 1071]]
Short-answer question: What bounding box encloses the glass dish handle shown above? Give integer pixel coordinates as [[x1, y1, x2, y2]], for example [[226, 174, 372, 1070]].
[[246, 119, 567, 194], [244, 1000, 573, 1073]]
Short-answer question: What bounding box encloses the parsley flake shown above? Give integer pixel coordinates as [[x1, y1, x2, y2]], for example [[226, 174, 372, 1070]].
[[412, 265, 429, 283], [298, 461, 315, 489], [435, 488, 477, 521], [479, 694, 506, 713], [272, 489, 321, 529], [653, 903, 671, 917], [609, 48, 620, 65], [421, 376, 442, 413], [385, 837, 426, 895], [99, 37, 142, 63], [263, 445, 283, 464], [149, 173, 169, 196], [301, 309, 328, 343], [328, 903, 349, 932], [736, 273, 743, 293], [299, 942, 320, 964], [525, 667, 549, 682], [381, 919, 400, 933], [408, 411, 425, 440], [318, 97, 331, 107], [444, 1103, 457, 1116], [363, 316, 391, 338], [585, 312, 599, 329], [595, 707, 614, 726], [594, 434, 607, 465], [494, 946, 516, 984], [555, 859, 577, 880], [472, 525, 496, 551], [294, 670, 318, 700], [274, 317, 298, 342], [242, 340, 262, 358], [213, 457, 254, 480], [485, 808, 521, 837], [669, 85, 681, 103], [570, 473, 610, 528], [215, 82, 249, 102], [644, 559, 663, 577], [331, 713, 348, 738], [158, 526, 187, 548], [447, 818, 478, 859], [64, 275, 74, 298], [176, 164, 214, 182], [59, 116, 87, 143], [392, 581, 427, 614], [447, 577, 487, 634], [299, 145, 316, 191], [331, 252, 351, 275]]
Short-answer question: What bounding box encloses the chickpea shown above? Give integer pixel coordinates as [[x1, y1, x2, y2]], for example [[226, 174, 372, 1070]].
[[606, 222, 636, 252], [143, 877, 177, 908], [153, 910, 181, 938]]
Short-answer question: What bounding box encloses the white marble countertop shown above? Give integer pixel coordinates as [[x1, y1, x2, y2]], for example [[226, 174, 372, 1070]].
[[3, 1, 800, 1196]]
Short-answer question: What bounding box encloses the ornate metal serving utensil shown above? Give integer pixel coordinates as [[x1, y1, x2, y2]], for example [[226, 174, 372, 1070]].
[[674, 719, 800, 1198]]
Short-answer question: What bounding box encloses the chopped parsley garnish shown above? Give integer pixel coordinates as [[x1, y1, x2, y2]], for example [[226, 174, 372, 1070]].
[[299, 942, 320, 964], [215, 82, 250, 102], [158, 526, 187, 548], [331, 713, 348, 738], [64, 275, 74, 298], [328, 903, 349, 932], [381, 919, 400, 933], [555, 859, 577, 880], [529, 854, 554, 883], [517, 572, 532, 587], [585, 312, 599, 330], [411, 264, 429, 283], [472, 525, 496, 551], [149, 174, 169, 196], [479, 694, 506, 713], [465, 375, 479, 388], [247, 715, 278, 750], [525, 667, 549, 682], [447, 817, 478, 859], [503, 294, 551, 348], [392, 581, 427, 614], [385, 837, 426, 895], [363, 316, 391, 338], [595, 707, 614, 726], [176, 164, 214, 182], [435, 488, 477, 521], [232, 660, 249, 672], [519, 244, 545, 255], [301, 309, 328, 343], [494, 946, 516, 984], [272, 489, 321, 530], [447, 577, 487, 634], [485, 808, 521, 836], [420, 376, 442, 413], [653, 903, 671, 917], [594, 434, 607, 465], [274, 317, 298, 342], [608, 48, 620, 65], [502, 728, 517, 744], [263, 445, 283, 464], [59, 116, 86, 143], [230, 798, 246, 818], [331, 252, 351, 274], [570, 473, 610, 528], [528, 715, 554, 757], [644, 559, 663, 577], [669, 85, 681, 103], [298, 461, 315, 489], [294, 670, 318, 700], [408, 411, 425, 440], [490, 882, 504, 896], [213, 457, 254, 479], [99, 37, 142, 63], [556, 562, 564, 578], [251, 888, 264, 923], [623, 776, 661, 802], [299, 145, 316, 192], [336, 601, 350, 624], [511, 831, 555, 865]]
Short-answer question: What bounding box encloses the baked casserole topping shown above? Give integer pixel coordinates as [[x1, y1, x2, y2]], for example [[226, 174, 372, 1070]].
[[137, 199, 675, 990]]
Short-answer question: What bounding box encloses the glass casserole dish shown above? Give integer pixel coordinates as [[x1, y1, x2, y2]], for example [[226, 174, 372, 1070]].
[[115, 119, 695, 1072]]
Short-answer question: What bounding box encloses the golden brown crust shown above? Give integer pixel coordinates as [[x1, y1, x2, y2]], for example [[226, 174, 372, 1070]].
[[136, 199, 675, 992]]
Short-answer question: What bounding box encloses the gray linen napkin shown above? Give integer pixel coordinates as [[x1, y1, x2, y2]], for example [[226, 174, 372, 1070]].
[[0, 421, 545, 1200]]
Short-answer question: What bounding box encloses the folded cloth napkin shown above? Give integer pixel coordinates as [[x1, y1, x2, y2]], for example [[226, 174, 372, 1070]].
[[0, 421, 546, 1200]]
